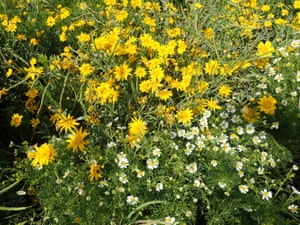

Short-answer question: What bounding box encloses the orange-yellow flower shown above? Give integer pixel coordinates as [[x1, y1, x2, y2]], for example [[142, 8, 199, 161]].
[[176, 108, 193, 125], [177, 39, 187, 54], [66, 127, 89, 153], [0, 88, 8, 99], [55, 113, 79, 133], [294, 0, 300, 9], [76, 32, 91, 43], [205, 98, 222, 111], [79, 63, 94, 77], [25, 88, 39, 98], [218, 85, 232, 98], [89, 162, 102, 181], [24, 58, 43, 80], [256, 41, 275, 57], [104, 0, 116, 6], [115, 10, 128, 22], [128, 117, 147, 138], [114, 63, 132, 81], [131, 0, 143, 9], [10, 113, 23, 127], [155, 89, 173, 101], [204, 59, 219, 75], [46, 16, 56, 27], [241, 105, 260, 123], [6, 68, 13, 78], [31, 118, 40, 129], [258, 96, 277, 115], [134, 66, 147, 78], [27, 143, 56, 167]]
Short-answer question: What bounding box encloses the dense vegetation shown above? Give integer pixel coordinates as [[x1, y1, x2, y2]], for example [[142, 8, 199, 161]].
[[1, 0, 300, 224]]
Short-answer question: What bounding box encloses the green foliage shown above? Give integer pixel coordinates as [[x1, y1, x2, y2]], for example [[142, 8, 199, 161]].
[[0, 0, 300, 224]]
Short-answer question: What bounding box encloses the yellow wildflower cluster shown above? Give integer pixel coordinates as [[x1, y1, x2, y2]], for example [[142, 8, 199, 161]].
[[127, 117, 147, 146], [51, 112, 89, 153], [27, 143, 56, 167], [1, 0, 300, 223]]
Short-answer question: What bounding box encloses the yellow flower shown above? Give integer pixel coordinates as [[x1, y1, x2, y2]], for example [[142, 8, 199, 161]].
[[241, 105, 259, 123], [27, 143, 56, 167], [128, 117, 147, 138], [198, 81, 209, 94], [176, 108, 193, 125], [177, 39, 187, 54], [194, 2, 203, 9], [261, 5, 270, 12], [140, 33, 156, 49], [46, 16, 56, 27], [60, 8, 70, 19], [4, 17, 21, 32], [256, 41, 275, 57], [104, 0, 116, 6], [134, 66, 147, 78], [25, 98, 38, 113], [126, 134, 140, 147], [16, 34, 26, 41], [0, 88, 8, 99], [6, 68, 13, 78], [167, 27, 181, 38], [115, 10, 128, 22], [275, 18, 287, 25], [264, 20, 272, 27], [205, 98, 222, 111], [204, 59, 219, 75], [59, 32, 67, 42], [55, 113, 79, 133], [114, 63, 132, 81], [79, 63, 94, 77], [31, 118, 40, 130], [25, 88, 39, 99], [10, 113, 23, 127], [139, 80, 151, 93], [218, 85, 232, 98], [131, 0, 143, 9], [66, 127, 89, 153], [143, 15, 156, 27], [149, 66, 164, 82], [79, 2, 88, 10], [24, 58, 43, 80], [294, 0, 300, 9], [258, 96, 277, 115], [89, 162, 102, 181], [203, 27, 214, 40], [76, 32, 90, 43], [281, 9, 289, 17], [155, 88, 173, 101], [157, 44, 171, 58]]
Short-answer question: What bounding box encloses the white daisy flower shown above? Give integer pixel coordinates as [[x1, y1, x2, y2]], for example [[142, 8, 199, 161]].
[[260, 189, 272, 200], [127, 195, 139, 205], [165, 216, 175, 224], [239, 184, 249, 194], [186, 162, 197, 174], [146, 158, 159, 170], [155, 182, 164, 192]]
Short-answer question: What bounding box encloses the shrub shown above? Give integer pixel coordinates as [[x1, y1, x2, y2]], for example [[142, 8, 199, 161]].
[[1, 0, 300, 224]]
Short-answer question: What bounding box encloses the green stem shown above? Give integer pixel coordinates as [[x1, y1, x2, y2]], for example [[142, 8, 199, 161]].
[[126, 200, 165, 220], [78, 83, 87, 119], [37, 81, 51, 116], [59, 73, 69, 109], [0, 179, 23, 195], [0, 206, 31, 211]]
